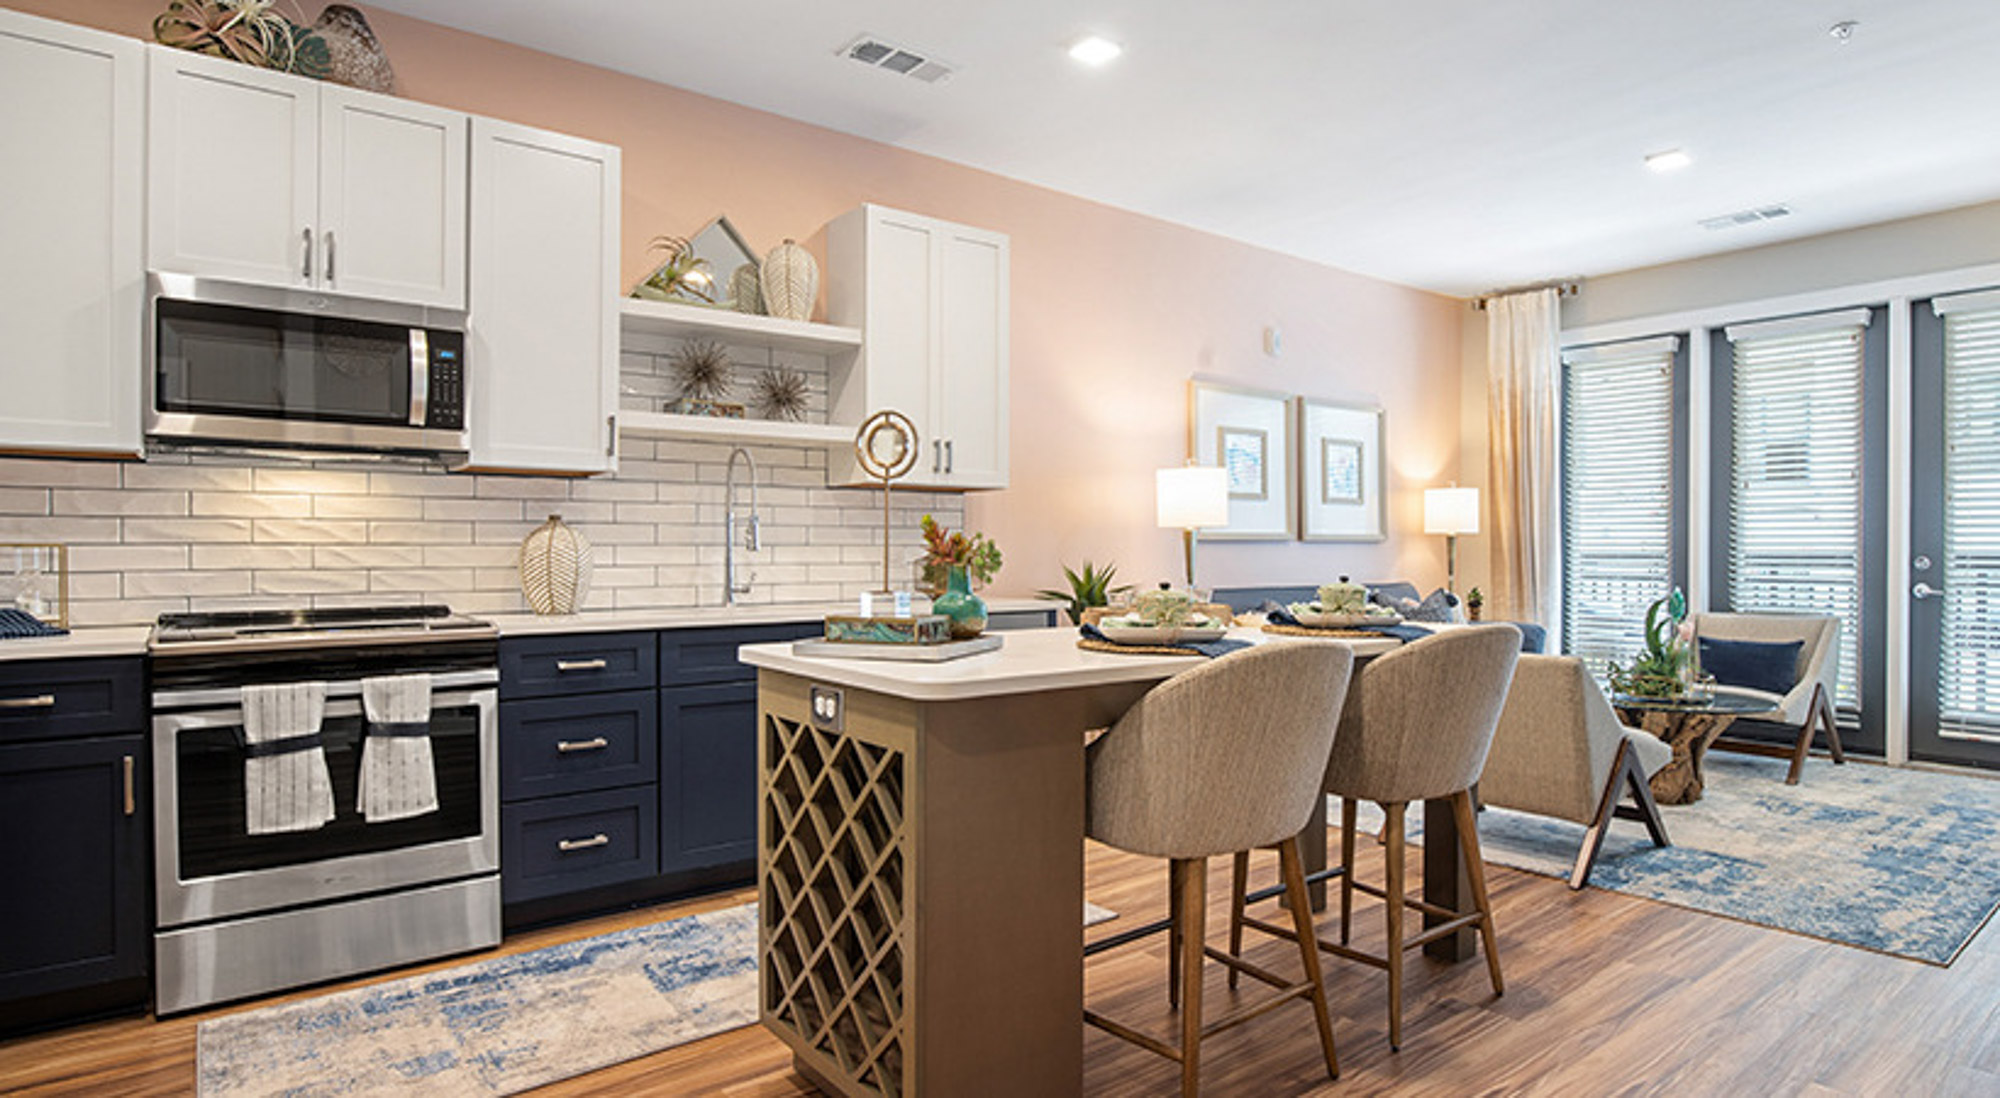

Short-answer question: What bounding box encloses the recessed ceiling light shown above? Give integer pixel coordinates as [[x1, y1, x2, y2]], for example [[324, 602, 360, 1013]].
[[1068, 35, 1122, 66], [1645, 148, 1692, 173]]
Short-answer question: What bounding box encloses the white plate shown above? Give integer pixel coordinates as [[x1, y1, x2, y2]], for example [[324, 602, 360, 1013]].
[[1284, 605, 1403, 628], [1096, 622, 1229, 645]]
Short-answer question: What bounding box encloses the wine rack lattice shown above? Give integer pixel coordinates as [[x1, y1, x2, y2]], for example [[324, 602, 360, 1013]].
[[762, 712, 910, 1096]]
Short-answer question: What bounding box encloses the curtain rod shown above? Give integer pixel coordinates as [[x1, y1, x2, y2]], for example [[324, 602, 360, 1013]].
[[1471, 280, 1581, 310]]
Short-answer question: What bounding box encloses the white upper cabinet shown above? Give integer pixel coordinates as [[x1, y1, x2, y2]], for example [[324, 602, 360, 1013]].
[[828, 204, 1009, 490], [0, 11, 145, 457], [147, 47, 466, 309], [463, 117, 619, 475]]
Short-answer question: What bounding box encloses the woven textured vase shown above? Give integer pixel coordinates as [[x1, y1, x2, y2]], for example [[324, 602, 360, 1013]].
[[519, 514, 593, 615], [760, 240, 818, 322], [729, 262, 763, 315]]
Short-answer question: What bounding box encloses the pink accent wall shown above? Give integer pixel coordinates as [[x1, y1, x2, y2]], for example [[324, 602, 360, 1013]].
[[30, 0, 1468, 598]]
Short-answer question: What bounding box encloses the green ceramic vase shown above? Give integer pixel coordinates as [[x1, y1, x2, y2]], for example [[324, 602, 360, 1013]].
[[932, 564, 987, 639]]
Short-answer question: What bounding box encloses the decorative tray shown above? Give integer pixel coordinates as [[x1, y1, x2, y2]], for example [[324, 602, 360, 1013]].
[[791, 634, 1004, 662], [1284, 604, 1404, 628]]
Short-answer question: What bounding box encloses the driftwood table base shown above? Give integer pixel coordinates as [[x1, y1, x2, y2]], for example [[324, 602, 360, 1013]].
[[1618, 708, 1739, 805]]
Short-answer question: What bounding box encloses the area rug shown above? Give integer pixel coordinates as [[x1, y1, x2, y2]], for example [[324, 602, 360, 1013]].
[[196, 903, 758, 1097], [1354, 754, 2000, 965]]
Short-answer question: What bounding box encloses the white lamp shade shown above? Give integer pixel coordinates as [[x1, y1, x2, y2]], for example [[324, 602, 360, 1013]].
[[1424, 486, 1480, 536], [1157, 466, 1230, 529]]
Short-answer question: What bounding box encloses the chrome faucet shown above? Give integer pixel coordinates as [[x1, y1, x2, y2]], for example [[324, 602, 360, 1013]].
[[724, 447, 761, 605]]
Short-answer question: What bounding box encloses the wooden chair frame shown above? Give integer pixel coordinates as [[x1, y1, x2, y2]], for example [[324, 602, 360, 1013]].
[[1568, 738, 1671, 889], [1709, 682, 1846, 784]]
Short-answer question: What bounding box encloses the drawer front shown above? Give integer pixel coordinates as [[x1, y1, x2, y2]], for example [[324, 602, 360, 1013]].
[[659, 623, 819, 686], [501, 632, 657, 699], [502, 786, 658, 904], [0, 658, 144, 745], [501, 690, 656, 801]]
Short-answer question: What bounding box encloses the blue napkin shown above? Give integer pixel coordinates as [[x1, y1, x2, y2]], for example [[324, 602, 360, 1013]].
[[0, 608, 67, 638], [1080, 623, 1250, 659], [1261, 602, 1426, 643]]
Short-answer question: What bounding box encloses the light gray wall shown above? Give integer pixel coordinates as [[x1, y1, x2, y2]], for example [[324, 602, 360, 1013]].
[[1560, 199, 2000, 330]]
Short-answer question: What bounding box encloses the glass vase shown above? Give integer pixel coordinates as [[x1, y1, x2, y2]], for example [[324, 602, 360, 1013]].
[[932, 564, 988, 639]]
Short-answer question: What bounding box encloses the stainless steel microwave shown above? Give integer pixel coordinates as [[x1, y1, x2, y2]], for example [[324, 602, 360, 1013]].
[[146, 273, 470, 456]]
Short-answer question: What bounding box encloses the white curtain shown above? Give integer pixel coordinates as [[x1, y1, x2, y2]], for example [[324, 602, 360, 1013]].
[[1486, 288, 1561, 626]]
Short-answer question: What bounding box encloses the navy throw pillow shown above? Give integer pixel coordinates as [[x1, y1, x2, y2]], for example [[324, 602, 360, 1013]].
[[1699, 637, 1803, 695]]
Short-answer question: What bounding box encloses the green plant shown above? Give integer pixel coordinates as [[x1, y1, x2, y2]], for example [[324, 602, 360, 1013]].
[[632, 235, 715, 302], [154, 0, 329, 77], [919, 515, 1002, 585], [1035, 560, 1134, 626], [1606, 587, 1691, 698], [1465, 586, 1484, 608]]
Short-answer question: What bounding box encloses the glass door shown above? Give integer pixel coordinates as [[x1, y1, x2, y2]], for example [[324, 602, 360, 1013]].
[[1911, 293, 2000, 768]]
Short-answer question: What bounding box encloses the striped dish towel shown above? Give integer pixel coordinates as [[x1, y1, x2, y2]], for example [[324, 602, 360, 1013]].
[[241, 682, 336, 834], [359, 673, 438, 823]]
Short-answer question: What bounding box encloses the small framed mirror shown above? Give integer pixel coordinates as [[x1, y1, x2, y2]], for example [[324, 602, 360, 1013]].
[[632, 215, 761, 309]]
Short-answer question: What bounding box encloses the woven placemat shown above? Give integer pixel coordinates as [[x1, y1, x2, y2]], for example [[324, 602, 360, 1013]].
[[1260, 623, 1383, 639], [1076, 637, 1205, 657]]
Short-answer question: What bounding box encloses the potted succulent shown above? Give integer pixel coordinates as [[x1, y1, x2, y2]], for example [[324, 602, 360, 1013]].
[[1035, 561, 1134, 626], [919, 515, 1001, 638], [1606, 588, 1693, 698], [1465, 587, 1484, 622]]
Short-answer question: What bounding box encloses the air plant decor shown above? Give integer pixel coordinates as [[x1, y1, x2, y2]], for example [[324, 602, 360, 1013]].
[[664, 339, 743, 418], [1035, 560, 1135, 626], [153, 0, 331, 77], [753, 366, 810, 422], [1606, 587, 1694, 698], [631, 235, 715, 303]]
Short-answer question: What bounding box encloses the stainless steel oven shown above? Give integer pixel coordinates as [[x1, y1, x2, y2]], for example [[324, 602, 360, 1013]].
[[147, 273, 468, 456], [149, 606, 500, 1014]]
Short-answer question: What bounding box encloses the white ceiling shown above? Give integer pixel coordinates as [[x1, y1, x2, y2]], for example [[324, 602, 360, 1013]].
[[363, 0, 2000, 297]]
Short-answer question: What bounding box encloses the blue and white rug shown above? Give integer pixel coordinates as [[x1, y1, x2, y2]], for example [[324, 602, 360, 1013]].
[[1356, 754, 2000, 965], [196, 903, 759, 1097]]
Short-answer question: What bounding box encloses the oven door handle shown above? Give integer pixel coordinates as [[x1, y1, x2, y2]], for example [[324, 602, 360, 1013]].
[[153, 669, 497, 712]]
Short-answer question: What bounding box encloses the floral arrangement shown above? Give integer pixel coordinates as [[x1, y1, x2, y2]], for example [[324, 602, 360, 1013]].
[[1607, 587, 1694, 698], [154, 0, 330, 77], [919, 515, 1002, 586]]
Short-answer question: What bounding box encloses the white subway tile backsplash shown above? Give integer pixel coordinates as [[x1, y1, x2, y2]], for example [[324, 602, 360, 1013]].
[[0, 435, 964, 625]]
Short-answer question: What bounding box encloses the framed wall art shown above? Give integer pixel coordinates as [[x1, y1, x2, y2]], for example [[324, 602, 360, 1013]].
[[1189, 380, 1294, 539], [1296, 397, 1386, 541]]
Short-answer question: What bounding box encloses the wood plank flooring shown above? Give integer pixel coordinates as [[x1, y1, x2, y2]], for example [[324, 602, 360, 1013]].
[[4, 827, 1996, 1096]]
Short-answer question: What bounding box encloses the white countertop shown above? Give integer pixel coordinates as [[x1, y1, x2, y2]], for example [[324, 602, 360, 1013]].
[[738, 625, 1400, 703], [0, 626, 152, 662], [488, 597, 1061, 637]]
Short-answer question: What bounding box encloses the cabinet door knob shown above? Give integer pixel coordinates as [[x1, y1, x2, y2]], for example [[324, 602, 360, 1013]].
[[558, 833, 610, 853], [0, 694, 55, 709]]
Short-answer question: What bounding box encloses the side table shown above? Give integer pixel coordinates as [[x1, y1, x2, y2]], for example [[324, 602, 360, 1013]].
[[1613, 693, 1775, 804]]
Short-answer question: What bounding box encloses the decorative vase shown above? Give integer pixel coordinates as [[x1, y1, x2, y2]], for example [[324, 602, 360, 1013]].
[[730, 262, 763, 315], [519, 514, 593, 615], [761, 239, 818, 322], [932, 564, 987, 639]]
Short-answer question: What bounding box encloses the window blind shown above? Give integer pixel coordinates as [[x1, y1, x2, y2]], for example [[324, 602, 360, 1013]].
[[1938, 301, 2000, 738], [1561, 337, 1676, 675], [1725, 316, 1865, 707]]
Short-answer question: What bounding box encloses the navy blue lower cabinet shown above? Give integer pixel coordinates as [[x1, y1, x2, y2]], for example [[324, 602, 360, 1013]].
[[658, 682, 759, 875], [501, 786, 659, 904], [0, 734, 147, 1031], [500, 690, 657, 801]]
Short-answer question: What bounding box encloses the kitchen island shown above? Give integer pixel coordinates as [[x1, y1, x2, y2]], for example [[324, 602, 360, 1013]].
[[738, 627, 1397, 1098]]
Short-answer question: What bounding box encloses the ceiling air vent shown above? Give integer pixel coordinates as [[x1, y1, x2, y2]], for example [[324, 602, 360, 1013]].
[[1699, 204, 1794, 231], [840, 34, 954, 84]]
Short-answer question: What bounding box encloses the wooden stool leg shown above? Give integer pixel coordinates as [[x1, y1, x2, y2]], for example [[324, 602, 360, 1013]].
[[1383, 801, 1407, 1052], [1278, 838, 1340, 1081], [1339, 796, 1359, 946], [1168, 859, 1184, 1010], [1451, 791, 1505, 996], [1178, 856, 1206, 1098], [1227, 850, 1250, 991]]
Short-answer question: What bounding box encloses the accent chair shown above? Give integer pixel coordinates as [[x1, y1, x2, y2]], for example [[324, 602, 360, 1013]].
[[1690, 611, 1845, 783]]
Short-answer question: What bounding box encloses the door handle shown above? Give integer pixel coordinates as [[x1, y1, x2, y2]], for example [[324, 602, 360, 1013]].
[[556, 736, 609, 753], [1913, 582, 1944, 601], [945, 439, 953, 474], [558, 833, 610, 853], [123, 755, 136, 816], [324, 230, 336, 284], [932, 439, 942, 474], [302, 227, 314, 280], [555, 658, 608, 672], [0, 694, 55, 709]]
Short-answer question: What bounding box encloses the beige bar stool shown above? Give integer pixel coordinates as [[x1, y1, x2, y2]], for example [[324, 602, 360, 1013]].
[[1229, 624, 1521, 1051], [1084, 642, 1354, 1097]]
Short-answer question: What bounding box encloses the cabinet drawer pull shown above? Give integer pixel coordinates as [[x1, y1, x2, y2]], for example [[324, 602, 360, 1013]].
[[558, 833, 610, 853], [324, 230, 336, 283], [0, 694, 56, 709], [555, 658, 608, 672], [945, 439, 953, 474], [556, 736, 609, 754], [302, 227, 314, 280], [123, 756, 135, 817]]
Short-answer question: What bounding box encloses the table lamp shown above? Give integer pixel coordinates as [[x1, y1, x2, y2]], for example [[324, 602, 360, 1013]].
[[1424, 485, 1480, 595], [1157, 465, 1230, 590]]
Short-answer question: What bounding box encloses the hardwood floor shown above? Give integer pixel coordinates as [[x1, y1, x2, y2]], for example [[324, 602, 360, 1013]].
[[5, 828, 1997, 1096]]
